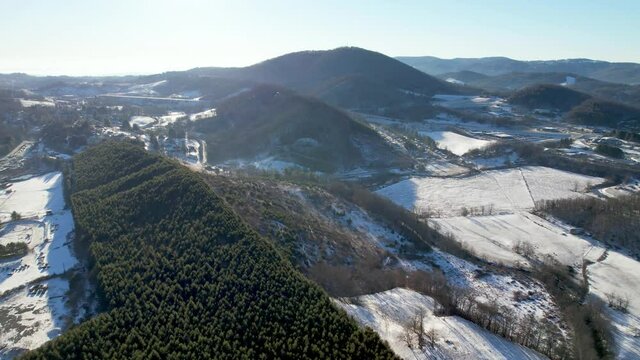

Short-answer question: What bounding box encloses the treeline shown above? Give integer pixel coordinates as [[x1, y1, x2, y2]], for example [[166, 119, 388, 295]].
[[0, 123, 24, 157], [412, 261, 611, 359], [533, 261, 613, 360], [473, 141, 640, 180], [23, 141, 397, 360], [537, 195, 640, 257], [0, 242, 28, 260], [324, 181, 475, 260], [594, 144, 624, 159], [610, 130, 640, 143]]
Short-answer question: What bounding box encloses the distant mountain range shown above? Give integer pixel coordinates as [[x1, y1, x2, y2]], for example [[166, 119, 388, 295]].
[[433, 70, 640, 109], [3, 48, 640, 130], [397, 56, 640, 85], [176, 47, 466, 111], [1, 47, 466, 118]]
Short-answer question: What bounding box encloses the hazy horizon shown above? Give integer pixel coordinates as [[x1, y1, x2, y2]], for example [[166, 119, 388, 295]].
[[2, 0, 639, 76], [3, 48, 640, 78]]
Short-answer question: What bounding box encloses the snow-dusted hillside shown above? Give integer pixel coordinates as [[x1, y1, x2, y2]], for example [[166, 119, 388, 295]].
[[337, 288, 548, 360]]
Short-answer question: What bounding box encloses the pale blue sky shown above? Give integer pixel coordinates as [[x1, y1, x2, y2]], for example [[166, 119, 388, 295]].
[[1, 0, 638, 75]]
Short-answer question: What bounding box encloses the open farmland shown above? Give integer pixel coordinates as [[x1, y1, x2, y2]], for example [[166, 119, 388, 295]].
[[377, 166, 604, 216]]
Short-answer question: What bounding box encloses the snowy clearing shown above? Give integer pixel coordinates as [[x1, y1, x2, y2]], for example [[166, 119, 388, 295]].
[[422, 131, 494, 156], [430, 213, 599, 267], [18, 99, 55, 108], [126, 80, 166, 96], [156, 111, 186, 127], [189, 108, 216, 121], [377, 166, 604, 216], [129, 116, 156, 128], [337, 288, 548, 360], [587, 250, 640, 359], [0, 278, 70, 359], [0, 173, 66, 223], [0, 172, 78, 357]]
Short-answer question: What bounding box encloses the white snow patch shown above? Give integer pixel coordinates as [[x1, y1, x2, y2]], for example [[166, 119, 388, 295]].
[[189, 108, 216, 121], [156, 111, 186, 126], [445, 78, 465, 85], [0, 172, 66, 223], [421, 131, 494, 156], [129, 116, 156, 128], [19, 99, 55, 108]]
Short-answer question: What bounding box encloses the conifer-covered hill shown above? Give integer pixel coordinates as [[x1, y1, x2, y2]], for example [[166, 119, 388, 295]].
[[23, 141, 398, 360], [194, 85, 413, 172], [184, 47, 467, 114], [508, 84, 592, 111]]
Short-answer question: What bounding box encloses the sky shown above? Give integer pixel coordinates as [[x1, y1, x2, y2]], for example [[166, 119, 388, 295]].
[[1, 0, 639, 76]]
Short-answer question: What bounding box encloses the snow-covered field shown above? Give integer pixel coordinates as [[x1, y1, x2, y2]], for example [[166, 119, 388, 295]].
[[157, 111, 186, 126], [329, 193, 562, 353], [0, 278, 69, 358], [377, 166, 604, 216], [431, 213, 599, 267], [18, 99, 55, 108], [129, 115, 156, 128], [422, 131, 494, 156], [337, 288, 548, 360], [0, 173, 67, 223], [378, 160, 640, 357], [0, 172, 78, 357], [583, 249, 640, 359], [128, 108, 216, 129], [189, 108, 216, 121], [126, 80, 166, 96]]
